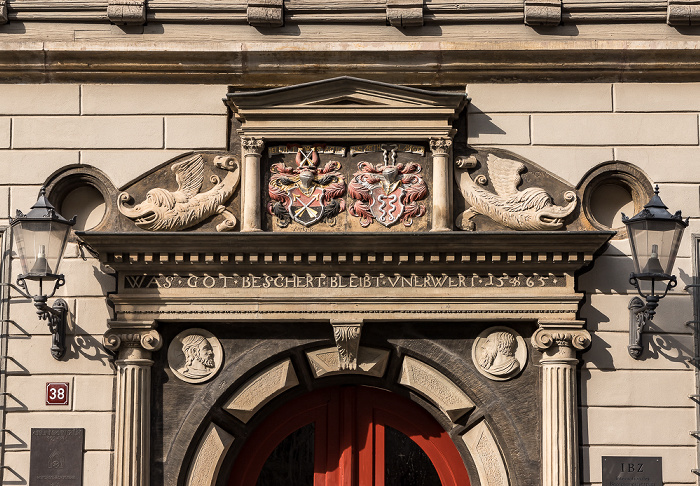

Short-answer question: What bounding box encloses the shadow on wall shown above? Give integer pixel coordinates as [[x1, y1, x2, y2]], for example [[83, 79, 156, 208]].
[[467, 105, 506, 138], [66, 316, 111, 367]]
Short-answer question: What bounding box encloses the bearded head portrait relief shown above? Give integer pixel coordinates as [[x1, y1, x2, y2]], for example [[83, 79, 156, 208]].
[[473, 327, 528, 381], [168, 329, 224, 384]]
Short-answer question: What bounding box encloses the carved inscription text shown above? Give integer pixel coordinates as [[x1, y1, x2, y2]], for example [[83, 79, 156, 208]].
[[124, 273, 565, 290]]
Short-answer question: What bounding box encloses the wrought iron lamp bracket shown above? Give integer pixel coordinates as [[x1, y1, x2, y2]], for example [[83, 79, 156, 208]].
[[627, 273, 677, 359]]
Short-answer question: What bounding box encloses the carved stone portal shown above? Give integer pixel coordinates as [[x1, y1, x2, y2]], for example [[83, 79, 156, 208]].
[[118, 154, 240, 232], [167, 329, 224, 384], [472, 326, 528, 381], [455, 153, 577, 231]]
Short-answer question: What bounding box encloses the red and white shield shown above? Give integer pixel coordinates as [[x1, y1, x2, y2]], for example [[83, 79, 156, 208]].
[[286, 186, 325, 227], [369, 185, 405, 227]]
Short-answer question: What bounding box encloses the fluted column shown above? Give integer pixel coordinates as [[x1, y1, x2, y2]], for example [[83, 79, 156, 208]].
[[429, 138, 453, 232], [241, 137, 265, 232], [532, 321, 590, 486], [104, 327, 162, 486]]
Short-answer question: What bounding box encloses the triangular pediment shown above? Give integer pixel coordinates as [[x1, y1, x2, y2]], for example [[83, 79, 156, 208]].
[[226, 77, 468, 140]]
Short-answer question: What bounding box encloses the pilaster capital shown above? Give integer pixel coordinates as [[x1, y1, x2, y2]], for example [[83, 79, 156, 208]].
[[429, 138, 452, 156], [242, 137, 265, 156], [532, 320, 591, 353], [104, 324, 162, 359]]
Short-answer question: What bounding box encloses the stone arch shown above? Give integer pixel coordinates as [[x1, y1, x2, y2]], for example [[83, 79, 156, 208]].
[[184, 349, 511, 486]]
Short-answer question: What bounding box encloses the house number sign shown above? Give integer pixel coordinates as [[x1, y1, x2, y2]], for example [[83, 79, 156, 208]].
[[602, 456, 662, 486], [46, 382, 69, 405]]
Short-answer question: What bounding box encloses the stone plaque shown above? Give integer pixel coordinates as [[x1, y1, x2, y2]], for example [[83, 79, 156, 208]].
[[30, 428, 84, 486], [602, 456, 662, 486]]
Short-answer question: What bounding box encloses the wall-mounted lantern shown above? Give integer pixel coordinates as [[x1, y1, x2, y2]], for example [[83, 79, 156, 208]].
[[9, 187, 75, 360], [623, 185, 688, 359]]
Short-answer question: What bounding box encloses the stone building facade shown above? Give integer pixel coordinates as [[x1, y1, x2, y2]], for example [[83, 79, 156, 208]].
[[0, 2, 698, 486]]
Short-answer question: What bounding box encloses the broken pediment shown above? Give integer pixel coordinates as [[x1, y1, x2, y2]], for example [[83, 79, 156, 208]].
[[453, 148, 591, 232], [226, 76, 468, 140]]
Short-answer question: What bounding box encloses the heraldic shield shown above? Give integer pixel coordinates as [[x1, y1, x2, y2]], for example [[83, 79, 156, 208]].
[[349, 159, 428, 228], [268, 147, 346, 227]]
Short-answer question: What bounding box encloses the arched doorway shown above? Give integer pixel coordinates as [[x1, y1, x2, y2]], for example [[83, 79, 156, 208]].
[[229, 386, 471, 486]]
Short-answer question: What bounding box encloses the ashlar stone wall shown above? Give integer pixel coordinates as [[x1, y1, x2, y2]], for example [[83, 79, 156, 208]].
[[468, 82, 700, 486], [0, 84, 229, 486]]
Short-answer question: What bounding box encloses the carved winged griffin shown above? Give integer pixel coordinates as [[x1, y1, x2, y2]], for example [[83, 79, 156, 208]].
[[455, 154, 577, 231], [118, 154, 240, 231]]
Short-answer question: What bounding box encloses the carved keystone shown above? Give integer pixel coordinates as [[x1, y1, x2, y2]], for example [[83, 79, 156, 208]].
[[187, 424, 234, 486], [224, 359, 298, 423], [108, 0, 146, 25], [667, 0, 700, 25], [306, 346, 390, 378], [387, 0, 424, 27], [332, 321, 363, 371], [524, 0, 562, 26], [399, 356, 475, 422], [0, 1, 7, 25], [247, 0, 284, 27]]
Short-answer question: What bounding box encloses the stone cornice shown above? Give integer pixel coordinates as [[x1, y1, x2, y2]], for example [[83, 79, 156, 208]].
[[4, 40, 700, 83], [77, 231, 613, 273]]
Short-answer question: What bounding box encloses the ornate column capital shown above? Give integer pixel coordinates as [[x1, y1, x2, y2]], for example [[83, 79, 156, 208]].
[[532, 320, 590, 360], [429, 137, 453, 156], [242, 137, 265, 156], [104, 322, 162, 361]]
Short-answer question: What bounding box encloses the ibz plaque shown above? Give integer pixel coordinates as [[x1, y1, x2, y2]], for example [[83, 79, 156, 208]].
[[602, 456, 662, 486], [30, 428, 84, 486]]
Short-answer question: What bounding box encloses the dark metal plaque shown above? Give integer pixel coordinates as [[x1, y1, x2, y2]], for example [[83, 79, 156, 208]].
[[602, 456, 662, 486], [29, 428, 84, 486]]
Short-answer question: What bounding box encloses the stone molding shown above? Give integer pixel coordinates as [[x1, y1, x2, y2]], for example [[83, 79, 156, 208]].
[[667, 0, 700, 24], [0, 1, 7, 25], [386, 0, 424, 27], [107, 0, 146, 25], [247, 0, 284, 27], [186, 424, 234, 486], [524, 0, 562, 26]]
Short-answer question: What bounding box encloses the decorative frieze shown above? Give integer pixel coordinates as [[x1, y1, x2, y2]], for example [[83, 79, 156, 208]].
[[667, 0, 700, 25], [0, 1, 7, 25], [524, 0, 562, 26], [247, 0, 284, 27], [386, 0, 424, 27], [107, 0, 146, 25]]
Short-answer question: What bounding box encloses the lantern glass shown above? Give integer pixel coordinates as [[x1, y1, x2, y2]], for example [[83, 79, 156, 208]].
[[13, 217, 72, 279], [627, 218, 685, 279]]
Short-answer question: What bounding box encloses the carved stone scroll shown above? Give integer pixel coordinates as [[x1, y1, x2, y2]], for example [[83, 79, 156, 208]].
[[667, 0, 700, 25], [331, 321, 363, 370], [532, 321, 590, 486], [224, 359, 299, 423], [103, 325, 162, 486], [462, 421, 510, 486], [455, 153, 577, 231], [386, 0, 424, 27], [107, 0, 146, 25], [399, 356, 475, 421], [118, 154, 240, 232], [247, 0, 284, 27], [306, 346, 390, 378], [0, 1, 7, 25], [524, 0, 562, 26], [186, 424, 234, 486]]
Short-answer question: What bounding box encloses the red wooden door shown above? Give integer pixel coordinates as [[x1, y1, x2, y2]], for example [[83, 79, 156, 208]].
[[229, 386, 471, 486]]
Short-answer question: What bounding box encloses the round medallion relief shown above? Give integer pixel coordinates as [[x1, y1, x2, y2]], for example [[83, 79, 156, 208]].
[[168, 329, 224, 384], [472, 327, 527, 381]]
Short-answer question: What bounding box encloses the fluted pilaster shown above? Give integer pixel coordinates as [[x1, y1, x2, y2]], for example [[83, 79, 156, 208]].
[[241, 137, 265, 232], [532, 322, 590, 486], [104, 328, 162, 486], [429, 138, 453, 232]]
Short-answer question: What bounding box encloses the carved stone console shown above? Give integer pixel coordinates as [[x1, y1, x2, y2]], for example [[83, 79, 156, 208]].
[[524, 0, 562, 26], [107, 0, 146, 25], [532, 320, 591, 486], [247, 0, 284, 27], [104, 324, 163, 486], [667, 0, 700, 25], [386, 0, 424, 27], [0, 1, 7, 25]]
